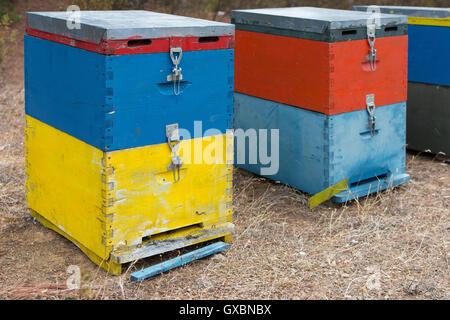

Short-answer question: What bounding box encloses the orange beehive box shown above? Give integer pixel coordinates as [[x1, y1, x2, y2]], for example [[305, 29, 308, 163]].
[[232, 7, 409, 115]]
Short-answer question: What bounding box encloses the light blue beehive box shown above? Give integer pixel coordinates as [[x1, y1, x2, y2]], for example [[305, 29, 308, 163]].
[[234, 93, 410, 202]]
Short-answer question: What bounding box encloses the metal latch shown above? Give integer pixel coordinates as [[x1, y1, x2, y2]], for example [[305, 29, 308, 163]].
[[167, 47, 183, 96], [366, 25, 377, 71], [366, 94, 376, 137], [166, 123, 183, 183]]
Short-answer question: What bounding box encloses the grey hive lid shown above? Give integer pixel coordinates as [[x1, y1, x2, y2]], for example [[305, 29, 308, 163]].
[[26, 10, 235, 44], [231, 7, 407, 34], [353, 6, 450, 19]]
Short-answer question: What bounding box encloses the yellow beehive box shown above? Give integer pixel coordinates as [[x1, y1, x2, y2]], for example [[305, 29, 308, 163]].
[[25, 116, 233, 274]]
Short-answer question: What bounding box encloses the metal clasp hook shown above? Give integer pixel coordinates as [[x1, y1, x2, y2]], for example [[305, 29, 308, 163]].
[[366, 25, 377, 71], [167, 47, 183, 95], [366, 94, 376, 137], [166, 123, 183, 183]]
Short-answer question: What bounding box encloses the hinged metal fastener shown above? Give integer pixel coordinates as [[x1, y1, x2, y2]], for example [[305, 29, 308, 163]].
[[366, 25, 377, 71], [366, 94, 376, 137], [166, 123, 183, 183], [167, 47, 183, 96]]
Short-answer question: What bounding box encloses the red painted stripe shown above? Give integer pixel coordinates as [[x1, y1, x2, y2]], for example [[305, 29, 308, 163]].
[[26, 27, 234, 55]]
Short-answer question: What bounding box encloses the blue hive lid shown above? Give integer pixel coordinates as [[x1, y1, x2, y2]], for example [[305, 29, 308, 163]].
[[26, 10, 235, 44]]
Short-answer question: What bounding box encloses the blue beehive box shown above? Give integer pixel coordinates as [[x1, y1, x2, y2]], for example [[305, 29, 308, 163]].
[[354, 6, 450, 155], [234, 93, 410, 202], [25, 10, 235, 151], [354, 6, 450, 86]]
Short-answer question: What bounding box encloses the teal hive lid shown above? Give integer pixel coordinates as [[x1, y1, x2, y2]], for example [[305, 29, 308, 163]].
[[353, 6, 450, 18]]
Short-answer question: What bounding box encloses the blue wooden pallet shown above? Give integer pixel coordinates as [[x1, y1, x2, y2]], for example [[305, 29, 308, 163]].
[[233, 93, 410, 202], [130, 241, 230, 281], [408, 24, 450, 86], [25, 36, 234, 151]]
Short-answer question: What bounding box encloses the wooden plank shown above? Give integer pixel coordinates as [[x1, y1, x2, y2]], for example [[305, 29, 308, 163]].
[[111, 222, 234, 264], [130, 241, 230, 281], [309, 178, 349, 209], [408, 25, 450, 86], [406, 82, 450, 155], [408, 17, 450, 27], [333, 173, 410, 203]]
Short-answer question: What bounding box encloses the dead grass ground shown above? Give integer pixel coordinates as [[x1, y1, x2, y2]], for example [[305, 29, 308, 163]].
[[0, 0, 448, 300], [0, 81, 448, 300]]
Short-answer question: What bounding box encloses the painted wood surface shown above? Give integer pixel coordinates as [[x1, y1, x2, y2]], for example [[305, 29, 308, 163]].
[[26, 10, 235, 44], [309, 178, 348, 209], [231, 7, 407, 42], [353, 6, 450, 86], [233, 22, 407, 43], [408, 25, 450, 86], [234, 30, 407, 115], [25, 35, 234, 151], [234, 93, 409, 201], [26, 27, 234, 55], [130, 241, 230, 281], [25, 116, 233, 273], [408, 17, 450, 27], [407, 82, 450, 155]]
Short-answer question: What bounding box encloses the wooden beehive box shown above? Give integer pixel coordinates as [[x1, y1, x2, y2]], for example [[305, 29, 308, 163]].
[[234, 93, 409, 202], [232, 7, 408, 115], [355, 6, 450, 155], [25, 11, 234, 274], [232, 7, 410, 200]]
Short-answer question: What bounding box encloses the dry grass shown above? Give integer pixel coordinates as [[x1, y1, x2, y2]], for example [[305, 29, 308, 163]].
[[0, 82, 448, 299]]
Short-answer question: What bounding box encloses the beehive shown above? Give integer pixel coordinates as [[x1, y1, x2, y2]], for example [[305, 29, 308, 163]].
[[354, 6, 450, 155], [232, 7, 410, 201], [232, 7, 408, 115], [25, 11, 234, 274]]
